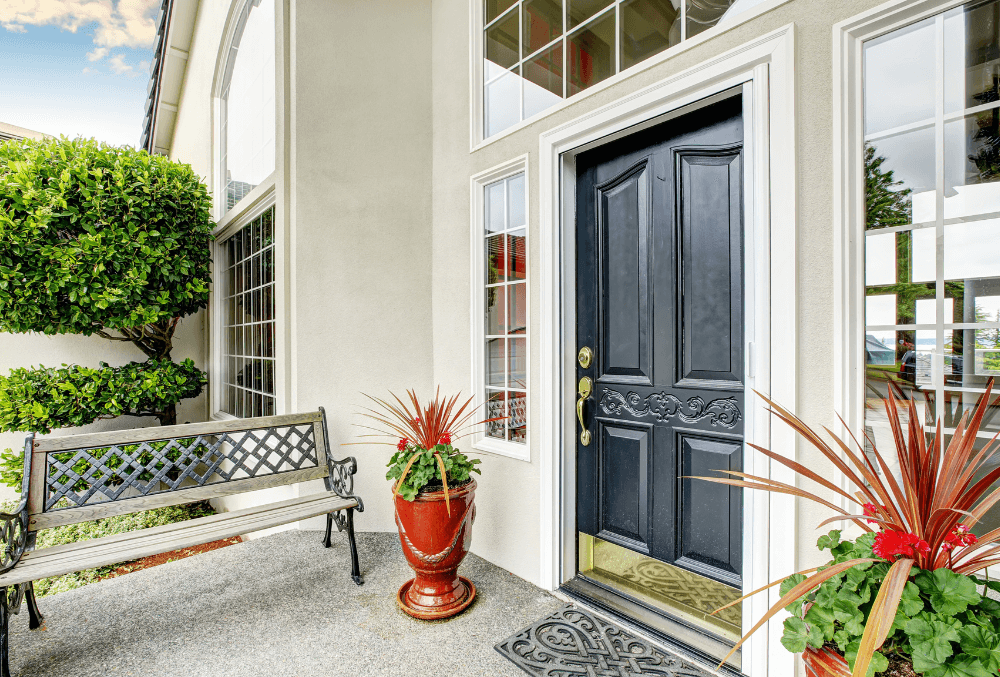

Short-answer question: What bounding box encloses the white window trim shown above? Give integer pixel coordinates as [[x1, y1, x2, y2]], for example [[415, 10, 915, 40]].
[[470, 155, 531, 462], [209, 0, 290, 420], [537, 24, 796, 676], [468, 0, 796, 151], [832, 0, 968, 495]]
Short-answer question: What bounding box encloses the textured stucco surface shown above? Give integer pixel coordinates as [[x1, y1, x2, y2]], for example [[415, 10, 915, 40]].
[[9, 531, 561, 677]]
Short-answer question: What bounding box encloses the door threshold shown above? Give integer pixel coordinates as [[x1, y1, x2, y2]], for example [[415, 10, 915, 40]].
[[559, 577, 743, 677]]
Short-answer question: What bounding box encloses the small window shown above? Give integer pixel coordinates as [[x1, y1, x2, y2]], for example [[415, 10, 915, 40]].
[[483, 0, 745, 138], [484, 173, 528, 444], [221, 0, 276, 215], [221, 207, 276, 417]]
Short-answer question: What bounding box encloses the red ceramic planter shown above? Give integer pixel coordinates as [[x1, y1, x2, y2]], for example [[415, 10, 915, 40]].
[[393, 479, 477, 620], [803, 646, 851, 677]]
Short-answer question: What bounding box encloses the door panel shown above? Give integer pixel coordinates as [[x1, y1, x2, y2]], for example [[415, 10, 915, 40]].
[[576, 95, 745, 620]]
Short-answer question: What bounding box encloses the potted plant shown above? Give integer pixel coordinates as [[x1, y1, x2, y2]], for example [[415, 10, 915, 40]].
[[359, 389, 492, 620], [696, 382, 1000, 677]]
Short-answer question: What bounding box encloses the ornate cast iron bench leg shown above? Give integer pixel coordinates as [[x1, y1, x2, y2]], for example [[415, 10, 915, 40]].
[[0, 587, 11, 677], [323, 508, 364, 585], [24, 583, 42, 631]]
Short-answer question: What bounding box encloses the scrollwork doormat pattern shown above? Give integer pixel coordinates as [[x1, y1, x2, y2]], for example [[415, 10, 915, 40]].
[[495, 604, 716, 677]]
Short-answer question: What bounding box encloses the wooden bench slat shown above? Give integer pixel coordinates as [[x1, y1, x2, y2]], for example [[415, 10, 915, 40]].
[[30, 466, 331, 531], [3, 493, 357, 586], [32, 412, 323, 453]]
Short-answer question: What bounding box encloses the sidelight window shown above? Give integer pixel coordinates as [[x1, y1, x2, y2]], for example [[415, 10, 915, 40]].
[[482, 173, 528, 446], [482, 0, 752, 138], [220, 207, 277, 418], [862, 0, 1000, 532]]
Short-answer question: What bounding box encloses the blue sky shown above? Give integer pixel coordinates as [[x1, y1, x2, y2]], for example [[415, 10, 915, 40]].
[[0, 1, 159, 148]]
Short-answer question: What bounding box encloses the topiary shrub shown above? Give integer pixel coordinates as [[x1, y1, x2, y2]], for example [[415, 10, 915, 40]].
[[0, 136, 214, 489]]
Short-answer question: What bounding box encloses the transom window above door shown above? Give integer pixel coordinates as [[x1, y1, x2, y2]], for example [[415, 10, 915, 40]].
[[221, 0, 276, 215], [482, 0, 747, 138], [862, 0, 1000, 532]]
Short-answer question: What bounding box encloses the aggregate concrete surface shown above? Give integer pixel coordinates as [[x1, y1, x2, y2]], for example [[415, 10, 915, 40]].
[[10, 531, 561, 677]]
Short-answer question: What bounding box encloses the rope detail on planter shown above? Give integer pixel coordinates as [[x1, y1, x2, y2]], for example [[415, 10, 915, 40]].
[[394, 501, 475, 565]]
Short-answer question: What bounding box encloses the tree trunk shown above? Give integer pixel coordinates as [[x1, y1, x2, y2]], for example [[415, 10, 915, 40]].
[[158, 403, 177, 427]]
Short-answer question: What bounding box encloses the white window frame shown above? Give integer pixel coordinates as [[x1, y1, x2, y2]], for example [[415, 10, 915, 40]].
[[210, 0, 289, 420], [471, 155, 531, 462], [469, 0, 797, 150], [833, 0, 970, 487]]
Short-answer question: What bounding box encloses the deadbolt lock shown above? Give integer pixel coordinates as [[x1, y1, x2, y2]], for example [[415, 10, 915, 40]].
[[578, 346, 593, 369]]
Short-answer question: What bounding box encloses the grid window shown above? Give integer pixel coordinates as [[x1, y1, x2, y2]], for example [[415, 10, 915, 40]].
[[221, 207, 276, 418], [483, 0, 742, 138], [222, 0, 276, 214], [485, 174, 527, 444], [862, 0, 1000, 533]]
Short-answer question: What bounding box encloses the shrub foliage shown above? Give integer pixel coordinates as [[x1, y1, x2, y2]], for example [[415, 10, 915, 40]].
[[0, 137, 214, 489]]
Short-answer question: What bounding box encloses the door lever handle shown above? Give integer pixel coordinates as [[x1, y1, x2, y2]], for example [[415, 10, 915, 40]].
[[577, 377, 593, 446]]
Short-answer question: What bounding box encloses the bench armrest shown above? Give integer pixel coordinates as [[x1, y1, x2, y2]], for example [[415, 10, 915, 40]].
[[318, 408, 364, 513], [0, 434, 35, 574]]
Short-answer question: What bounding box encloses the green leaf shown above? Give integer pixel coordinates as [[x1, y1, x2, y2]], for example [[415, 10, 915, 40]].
[[924, 655, 994, 677], [958, 626, 1000, 672], [805, 604, 837, 642], [906, 615, 961, 672], [781, 617, 823, 653], [817, 530, 842, 551], [845, 643, 889, 677], [915, 568, 982, 616]]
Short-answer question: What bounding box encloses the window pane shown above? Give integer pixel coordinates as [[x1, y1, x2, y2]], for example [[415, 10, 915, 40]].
[[568, 10, 615, 96], [524, 42, 564, 118], [622, 0, 680, 70], [507, 174, 526, 227], [224, 0, 275, 214], [509, 337, 527, 388], [486, 10, 520, 71], [865, 129, 936, 228], [486, 180, 506, 233], [524, 0, 562, 58], [569, 0, 611, 28], [487, 338, 506, 387], [487, 286, 507, 335], [486, 66, 521, 137], [863, 16, 937, 135], [507, 229, 526, 280], [486, 390, 507, 439], [864, 231, 897, 286], [509, 391, 527, 443], [487, 0, 518, 24], [685, 0, 733, 40], [944, 111, 1000, 222], [509, 282, 527, 334], [944, 0, 1000, 113], [487, 234, 506, 283]]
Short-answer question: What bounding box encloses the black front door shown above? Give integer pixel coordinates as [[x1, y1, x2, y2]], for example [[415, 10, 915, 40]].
[[574, 96, 746, 641]]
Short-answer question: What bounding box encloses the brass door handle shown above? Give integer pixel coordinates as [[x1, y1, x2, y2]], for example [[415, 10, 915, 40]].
[[577, 377, 592, 446]]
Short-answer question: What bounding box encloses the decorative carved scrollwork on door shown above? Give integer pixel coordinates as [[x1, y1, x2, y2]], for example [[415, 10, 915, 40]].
[[598, 389, 741, 428]]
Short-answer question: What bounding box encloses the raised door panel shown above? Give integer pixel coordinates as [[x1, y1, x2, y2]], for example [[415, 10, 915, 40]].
[[676, 432, 742, 587], [598, 160, 652, 385], [597, 420, 651, 553], [676, 149, 743, 386]]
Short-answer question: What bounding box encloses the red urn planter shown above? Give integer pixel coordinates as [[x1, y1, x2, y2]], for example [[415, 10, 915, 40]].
[[393, 479, 477, 620], [803, 646, 851, 677]]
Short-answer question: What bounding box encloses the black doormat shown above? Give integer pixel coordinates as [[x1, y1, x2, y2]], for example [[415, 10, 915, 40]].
[[495, 604, 718, 677]]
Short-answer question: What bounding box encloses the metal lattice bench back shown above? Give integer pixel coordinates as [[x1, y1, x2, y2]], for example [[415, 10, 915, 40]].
[[0, 408, 364, 677]]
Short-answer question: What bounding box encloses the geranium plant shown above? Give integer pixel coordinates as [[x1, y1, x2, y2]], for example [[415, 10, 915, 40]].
[[359, 389, 496, 513], [697, 381, 1000, 677]]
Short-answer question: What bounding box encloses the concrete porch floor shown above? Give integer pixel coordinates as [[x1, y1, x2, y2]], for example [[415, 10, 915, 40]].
[[10, 531, 563, 677]]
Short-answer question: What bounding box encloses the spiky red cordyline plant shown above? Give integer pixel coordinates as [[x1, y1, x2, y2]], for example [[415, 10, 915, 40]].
[[354, 388, 499, 515], [695, 380, 1000, 677]]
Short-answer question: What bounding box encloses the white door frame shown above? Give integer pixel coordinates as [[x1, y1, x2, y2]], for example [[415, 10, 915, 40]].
[[537, 25, 797, 677]]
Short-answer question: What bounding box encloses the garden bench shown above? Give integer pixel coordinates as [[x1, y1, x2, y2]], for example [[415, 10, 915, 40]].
[[0, 408, 363, 677]]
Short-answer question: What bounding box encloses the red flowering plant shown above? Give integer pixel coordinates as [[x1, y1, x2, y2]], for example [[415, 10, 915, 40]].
[[695, 381, 1000, 677], [356, 389, 500, 514]]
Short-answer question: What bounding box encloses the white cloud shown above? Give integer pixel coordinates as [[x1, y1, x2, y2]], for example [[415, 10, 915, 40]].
[[107, 52, 134, 76], [0, 0, 159, 49], [81, 66, 95, 74], [2, 23, 28, 33], [86, 46, 107, 61]]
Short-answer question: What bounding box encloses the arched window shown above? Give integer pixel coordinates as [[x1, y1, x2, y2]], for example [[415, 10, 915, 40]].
[[221, 0, 275, 214]]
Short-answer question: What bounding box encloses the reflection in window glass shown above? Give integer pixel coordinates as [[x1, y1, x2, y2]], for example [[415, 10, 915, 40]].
[[863, 0, 1000, 534], [483, 0, 754, 138], [483, 174, 528, 444], [223, 0, 275, 214]]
